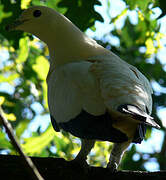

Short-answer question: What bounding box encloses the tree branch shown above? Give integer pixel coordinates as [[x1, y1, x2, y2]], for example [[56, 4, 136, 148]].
[[0, 107, 44, 180], [0, 155, 166, 180]]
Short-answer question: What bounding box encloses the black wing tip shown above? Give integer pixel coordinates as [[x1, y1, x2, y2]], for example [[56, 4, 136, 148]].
[[117, 104, 161, 129], [145, 121, 161, 129], [154, 124, 161, 129]]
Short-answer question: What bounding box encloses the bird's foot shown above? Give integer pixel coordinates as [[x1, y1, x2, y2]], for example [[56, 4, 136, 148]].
[[70, 157, 89, 167], [106, 162, 118, 173], [70, 157, 90, 173]]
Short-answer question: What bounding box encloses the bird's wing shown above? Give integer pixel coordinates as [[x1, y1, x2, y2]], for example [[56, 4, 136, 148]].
[[47, 60, 106, 124], [47, 53, 159, 142], [47, 60, 131, 142], [88, 53, 153, 115], [87, 53, 161, 131]]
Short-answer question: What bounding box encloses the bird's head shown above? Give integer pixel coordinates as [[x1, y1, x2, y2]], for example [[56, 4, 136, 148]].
[[6, 6, 64, 43], [6, 6, 109, 64]]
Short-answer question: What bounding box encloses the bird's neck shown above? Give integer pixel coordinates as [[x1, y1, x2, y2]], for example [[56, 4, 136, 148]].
[[48, 36, 109, 67], [47, 32, 109, 68], [39, 13, 109, 67]]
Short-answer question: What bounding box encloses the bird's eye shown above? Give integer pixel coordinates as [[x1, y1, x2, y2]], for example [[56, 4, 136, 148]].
[[33, 10, 41, 17]]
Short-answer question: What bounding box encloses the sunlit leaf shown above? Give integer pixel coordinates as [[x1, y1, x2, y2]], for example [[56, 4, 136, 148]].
[[145, 37, 156, 56], [32, 55, 49, 108], [21, 0, 32, 9], [155, 32, 165, 49], [22, 126, 55, 155], [16, 119, 29, 138], [138, 11, 145, 21], [4, 113, 16, 121], [89, 141, 112, 167], [0, 73, 19, 84], [0, 4, 12, 23], [0, 96, 5, 105], [111, 8, 128, 24], [16, 37, 29, 63], [144, 128, 152, 140], [32, 55, 49, 80], [125, 0, 152, 11]]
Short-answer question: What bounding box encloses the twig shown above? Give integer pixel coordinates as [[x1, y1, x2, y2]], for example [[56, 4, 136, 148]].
[[0, 106, 45, 180]]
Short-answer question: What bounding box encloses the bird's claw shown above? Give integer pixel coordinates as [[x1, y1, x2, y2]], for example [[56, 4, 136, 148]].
[[70, 158, 91, 173], [106, 162, 118, 173]]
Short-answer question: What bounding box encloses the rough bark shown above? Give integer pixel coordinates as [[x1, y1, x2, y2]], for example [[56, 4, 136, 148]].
[[0, 155, 166, 180]]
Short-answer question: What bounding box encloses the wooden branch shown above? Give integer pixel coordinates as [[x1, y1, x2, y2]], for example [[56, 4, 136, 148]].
[[0, 155, 166, 180], [0, 107, 44, 180]]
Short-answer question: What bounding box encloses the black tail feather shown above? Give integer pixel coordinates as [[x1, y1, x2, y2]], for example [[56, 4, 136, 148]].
[[117, 104, 160, 129]]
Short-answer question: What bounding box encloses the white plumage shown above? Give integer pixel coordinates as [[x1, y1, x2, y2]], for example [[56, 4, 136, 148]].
[[47, 53, 152, 123], [47, 60, 105, 123], [7, 6, 160, 171], [89, 54, 153, 113]]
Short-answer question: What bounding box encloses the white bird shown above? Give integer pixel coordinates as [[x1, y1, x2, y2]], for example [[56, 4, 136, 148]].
[[7, 6, 160, 171]]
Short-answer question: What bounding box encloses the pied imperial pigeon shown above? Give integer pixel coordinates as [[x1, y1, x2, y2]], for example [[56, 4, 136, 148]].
[[7, 6, 160, 171]]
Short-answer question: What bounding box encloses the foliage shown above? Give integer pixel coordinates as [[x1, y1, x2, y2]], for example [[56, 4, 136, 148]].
[[0, 0, 166, 170]]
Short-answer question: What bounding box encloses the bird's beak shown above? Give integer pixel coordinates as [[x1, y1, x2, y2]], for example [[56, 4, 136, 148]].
[[5, 19, 29, 31]]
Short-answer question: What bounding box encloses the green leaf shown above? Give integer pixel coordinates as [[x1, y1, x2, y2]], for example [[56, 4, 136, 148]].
[[21, 0, 32, 9], [111, 8, 128, 24], [22, 126, 55, 155], [0, 4, 12, 23], [144, 128, 152, 140], [58, 0, 103, 31], [32, 55, 49, 81], [0, 0, 24, 48], [125, 0, 152, 11], [16, 119, 29, 138], [0, 73, 19, 84], [0, 131, 12, 150], [16, 37, 29, 63], [32, 55, 49, 108]]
